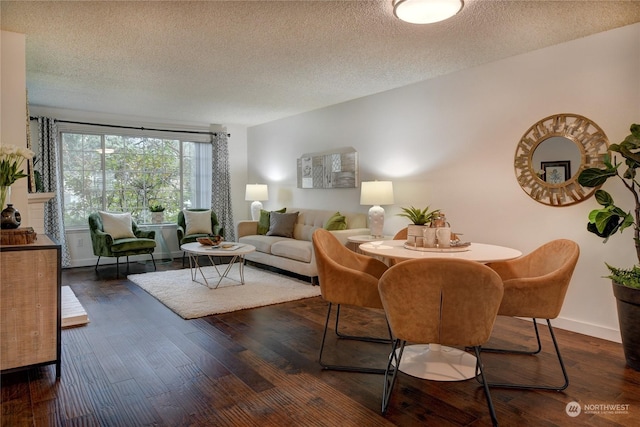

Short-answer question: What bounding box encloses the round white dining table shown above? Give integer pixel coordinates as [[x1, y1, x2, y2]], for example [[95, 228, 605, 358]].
[[358, 240, 522, 264], [359, 239, 522, 382]]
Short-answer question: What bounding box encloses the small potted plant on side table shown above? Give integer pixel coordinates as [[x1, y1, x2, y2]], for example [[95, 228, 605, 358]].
[[577, 123, 640, 371], [149, 203, 165, 224]]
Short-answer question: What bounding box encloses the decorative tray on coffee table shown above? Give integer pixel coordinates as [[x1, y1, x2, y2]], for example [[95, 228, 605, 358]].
[[403, 241, 471, 252]]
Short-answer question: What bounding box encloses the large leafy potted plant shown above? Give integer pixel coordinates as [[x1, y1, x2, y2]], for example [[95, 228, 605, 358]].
[[577, 123, 640, 370]]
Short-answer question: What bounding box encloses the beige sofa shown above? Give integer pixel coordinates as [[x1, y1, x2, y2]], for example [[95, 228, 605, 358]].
[[236, 208, 369, 283]]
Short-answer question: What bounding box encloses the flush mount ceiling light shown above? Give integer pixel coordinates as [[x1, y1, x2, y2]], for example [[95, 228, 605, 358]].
[[393, 0, 464, 24]]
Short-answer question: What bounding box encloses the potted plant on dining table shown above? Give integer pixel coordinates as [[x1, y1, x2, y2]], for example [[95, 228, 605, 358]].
[[577, 122, 640, 371], [397, 206, 441, 247]]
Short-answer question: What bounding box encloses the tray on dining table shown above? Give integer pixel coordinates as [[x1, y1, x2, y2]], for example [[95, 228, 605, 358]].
[[403, 241, 471, 252]]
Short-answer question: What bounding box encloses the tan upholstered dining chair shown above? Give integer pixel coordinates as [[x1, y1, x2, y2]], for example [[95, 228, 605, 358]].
[[312, 228, 391, 374], [392, 227, 408, 240], [388, 227, 409, 266], [482, 239, 580, 391], [378, 258, 504, 425]]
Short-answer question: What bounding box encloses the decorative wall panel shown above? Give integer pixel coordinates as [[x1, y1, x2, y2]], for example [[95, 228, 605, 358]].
[[297, 147, 358, 189]]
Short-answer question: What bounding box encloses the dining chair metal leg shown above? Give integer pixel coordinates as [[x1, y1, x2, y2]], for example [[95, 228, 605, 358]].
[[319, 302, 387, 374], [480, 319, 569, 391], [334, 304, 392, 344], [381, 339, 405, 414], [483, 318, 542, 355], [473, 346, 499, 427], [94, 256, 101, 272]]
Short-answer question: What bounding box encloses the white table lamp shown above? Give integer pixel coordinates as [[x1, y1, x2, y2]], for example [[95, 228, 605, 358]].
[[245, 184, 269, 220], [360, 181, 394, 238]]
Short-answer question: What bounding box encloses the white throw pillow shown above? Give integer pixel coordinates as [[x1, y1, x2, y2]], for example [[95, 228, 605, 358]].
[[99, 211, 135, 239], [184, 209, 212, 235]]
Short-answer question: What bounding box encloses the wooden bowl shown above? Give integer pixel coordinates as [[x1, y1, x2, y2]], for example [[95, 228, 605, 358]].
[[197, 235, 222, 246]]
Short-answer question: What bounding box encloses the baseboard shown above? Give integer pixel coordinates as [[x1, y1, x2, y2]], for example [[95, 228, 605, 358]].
[[551, 317, 621, 343], [509, 317, 621, 343]]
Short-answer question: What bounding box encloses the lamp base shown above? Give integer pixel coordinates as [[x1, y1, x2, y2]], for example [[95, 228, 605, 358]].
[[250, 201, 263, 221], [368, 205, 385, 238]]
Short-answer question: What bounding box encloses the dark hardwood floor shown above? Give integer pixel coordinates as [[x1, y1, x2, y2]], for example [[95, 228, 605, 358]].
[[2, 260, 640, 426]]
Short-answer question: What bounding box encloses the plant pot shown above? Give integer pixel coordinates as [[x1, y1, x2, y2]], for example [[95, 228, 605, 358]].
[[612, 281, 640, 371], [151, 212, 164, 224], [407, 224, 427, 247]]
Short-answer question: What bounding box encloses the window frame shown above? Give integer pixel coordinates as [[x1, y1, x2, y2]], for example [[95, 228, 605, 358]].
[[58, 122, 213, 229]]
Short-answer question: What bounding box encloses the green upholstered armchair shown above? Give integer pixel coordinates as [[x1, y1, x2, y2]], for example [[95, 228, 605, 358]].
[[88, 212, 157, 277], [176, 209, 224, 265]]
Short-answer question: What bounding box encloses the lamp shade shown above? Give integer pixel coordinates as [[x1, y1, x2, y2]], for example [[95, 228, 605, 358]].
[[393, 0, 463, 24], [360, 181, 394, 206], [245, 184, 268, 201]]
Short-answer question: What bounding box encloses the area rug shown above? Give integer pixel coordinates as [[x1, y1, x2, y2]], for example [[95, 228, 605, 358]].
[[127, 265, 321, 319]]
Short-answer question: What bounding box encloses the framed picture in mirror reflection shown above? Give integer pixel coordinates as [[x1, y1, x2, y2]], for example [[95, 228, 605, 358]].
[[541, 160, 571, 184]]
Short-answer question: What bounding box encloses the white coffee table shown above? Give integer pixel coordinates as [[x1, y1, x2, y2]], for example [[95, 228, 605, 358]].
[[180, 242, 256, 289]]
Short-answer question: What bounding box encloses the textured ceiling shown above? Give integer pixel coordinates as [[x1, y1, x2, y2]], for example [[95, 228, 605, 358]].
[[2, 1, 640, 127]]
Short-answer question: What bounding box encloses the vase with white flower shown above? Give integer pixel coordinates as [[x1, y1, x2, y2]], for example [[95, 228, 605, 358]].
[[0, 144, 35, 209]]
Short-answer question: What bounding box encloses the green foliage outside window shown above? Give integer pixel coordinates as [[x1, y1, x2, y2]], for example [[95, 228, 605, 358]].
[[62, 132, 211, 227]]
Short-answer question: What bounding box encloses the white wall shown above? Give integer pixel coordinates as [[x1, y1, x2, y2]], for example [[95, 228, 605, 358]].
[[247, 23, 640, 342], [1, 31, 30, 224]]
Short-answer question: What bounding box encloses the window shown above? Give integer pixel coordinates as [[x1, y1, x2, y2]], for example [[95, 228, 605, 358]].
[[61, 128, 212, 228]]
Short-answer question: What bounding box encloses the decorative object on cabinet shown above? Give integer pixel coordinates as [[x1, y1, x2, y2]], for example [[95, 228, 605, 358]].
[[1, 235, 61, 378], [360, 181, 394, 238], [1, 143, 35, 208], [514, 113, 609, 206], [245, 184, 269, 220], [0, 227, 36, 245], [297, 147, 358, 189], [1, 203, 21, 229]]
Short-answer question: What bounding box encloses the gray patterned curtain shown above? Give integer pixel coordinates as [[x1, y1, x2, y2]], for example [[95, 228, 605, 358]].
[[37, 117, 71, 267], [211, 132, 235, 241]]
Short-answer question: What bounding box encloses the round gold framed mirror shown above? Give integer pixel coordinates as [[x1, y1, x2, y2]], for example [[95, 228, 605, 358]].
[[514, 113, 609, 206]]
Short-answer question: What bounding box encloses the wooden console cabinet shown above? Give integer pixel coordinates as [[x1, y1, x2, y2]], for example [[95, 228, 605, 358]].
[[1, 235, 61, 377]]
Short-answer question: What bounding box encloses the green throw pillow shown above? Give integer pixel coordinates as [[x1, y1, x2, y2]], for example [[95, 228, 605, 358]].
[[324, 211, 347, 231], [257, 208, 286, 235]]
